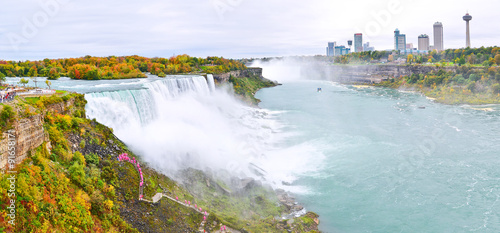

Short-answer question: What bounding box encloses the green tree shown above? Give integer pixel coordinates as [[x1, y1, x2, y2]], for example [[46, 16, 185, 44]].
[[28, 66, 39, 87], [47, 68, 60, 80], [495, 54, 500, 65], [0, 72, 6, 85], [45, 80, 51, 89], [407, 54, 414, 64], [19, 78, 29, 87], [0, 105, 16, 128]]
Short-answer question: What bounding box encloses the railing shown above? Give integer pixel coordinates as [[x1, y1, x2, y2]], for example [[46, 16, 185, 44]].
[[117, 153, 233, 232]]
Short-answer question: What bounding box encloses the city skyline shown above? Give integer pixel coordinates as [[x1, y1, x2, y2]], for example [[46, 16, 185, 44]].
[[0, 0, 499, 60]]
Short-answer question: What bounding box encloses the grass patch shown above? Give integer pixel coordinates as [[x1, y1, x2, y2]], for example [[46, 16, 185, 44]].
[[56, 90, 69, 95], [24, 97, 40, 105]]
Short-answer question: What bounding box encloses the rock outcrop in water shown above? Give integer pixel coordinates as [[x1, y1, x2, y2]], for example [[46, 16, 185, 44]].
[[212, 67, 264, 83]]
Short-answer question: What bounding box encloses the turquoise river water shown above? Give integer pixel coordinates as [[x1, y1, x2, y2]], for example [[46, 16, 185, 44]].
[[257, 81, 500, 232]]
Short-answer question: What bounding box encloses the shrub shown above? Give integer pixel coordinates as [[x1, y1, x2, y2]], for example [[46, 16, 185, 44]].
[[492, 83, 500, 94], [469, 73, 479, 81], [73, 151, 86, 166], [85, 153, 100, 166], [467, 81, 476, 92], [69, 162, 86, 186], [0, 105, 16, 129], [90, 190, 105, 215], [101, 166, 117, 185]]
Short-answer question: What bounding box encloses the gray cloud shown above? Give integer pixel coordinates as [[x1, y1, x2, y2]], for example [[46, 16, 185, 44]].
[[0, 0, 499, 60]]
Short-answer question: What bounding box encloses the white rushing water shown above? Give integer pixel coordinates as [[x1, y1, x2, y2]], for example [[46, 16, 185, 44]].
[[84, 75, 321, 188]]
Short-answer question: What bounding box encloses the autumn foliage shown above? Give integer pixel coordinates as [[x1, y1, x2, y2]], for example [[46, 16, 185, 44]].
[[0, 55, 246, 80]]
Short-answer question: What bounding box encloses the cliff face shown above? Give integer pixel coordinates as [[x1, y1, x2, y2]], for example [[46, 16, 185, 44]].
[[1, 114, 48, 170], [0, 96, 77, 170], [46, 97, 76, 115], [323, 65, 461, 83], [212, 67, 263, 82]]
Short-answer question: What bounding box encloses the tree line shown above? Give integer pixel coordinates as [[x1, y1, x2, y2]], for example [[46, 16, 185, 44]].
[[338, 46, 500, 66], [0, 55, 246, 81]]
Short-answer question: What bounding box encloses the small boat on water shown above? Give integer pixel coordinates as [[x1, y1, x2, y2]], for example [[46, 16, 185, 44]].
[[418, 106, 426, 109], [317, 88, 322, 92]]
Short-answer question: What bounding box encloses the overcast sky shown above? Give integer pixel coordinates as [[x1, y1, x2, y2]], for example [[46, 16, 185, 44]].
[[1, 0, 499, 60]]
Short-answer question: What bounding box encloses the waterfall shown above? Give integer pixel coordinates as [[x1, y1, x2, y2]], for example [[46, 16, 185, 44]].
[[85, 75, 282, 181], [86, 89, 156, 126], [207, 74, 215, 92], [86, 76, 210, 128]]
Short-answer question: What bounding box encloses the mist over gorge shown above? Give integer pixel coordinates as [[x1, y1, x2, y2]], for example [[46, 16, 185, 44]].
[[83, 75, 319, 191]]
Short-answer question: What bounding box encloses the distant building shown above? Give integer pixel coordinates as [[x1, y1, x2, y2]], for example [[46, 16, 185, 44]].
[[363, 42, 374, 51], [418, 34, 430, 51], [347, 40, 353, 51], [354, 33, 363, 52], [342, 47, 350, 55], [433, 22, 444, 51], [326, 42, 336, 57], [403, 49, 428, 55], [406, 43, 414, 49], [335, 46, 350, 56], [394, 29, 406, 52], [463, 13, 472, 47]]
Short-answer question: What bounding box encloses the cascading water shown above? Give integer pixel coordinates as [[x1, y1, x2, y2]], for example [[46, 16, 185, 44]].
[[206, 74, 215, 92], [85, 75, 320, 187]]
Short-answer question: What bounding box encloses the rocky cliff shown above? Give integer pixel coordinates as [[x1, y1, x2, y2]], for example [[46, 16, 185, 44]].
[[212, 67, 264, 83], [322, 64, 462, 83], [1, 113, 48, 170], [45, 97, 76, 115], [0, 96, 78, 170]]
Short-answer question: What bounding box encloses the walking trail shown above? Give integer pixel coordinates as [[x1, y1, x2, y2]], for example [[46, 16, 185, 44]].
[[118, 153, 239, 233]]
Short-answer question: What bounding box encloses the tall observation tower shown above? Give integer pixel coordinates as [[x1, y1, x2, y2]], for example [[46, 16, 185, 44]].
[[463, 13, 472, 47]]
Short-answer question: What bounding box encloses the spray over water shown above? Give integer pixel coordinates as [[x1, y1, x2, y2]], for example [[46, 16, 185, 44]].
[[85, 75, 322, 190]]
